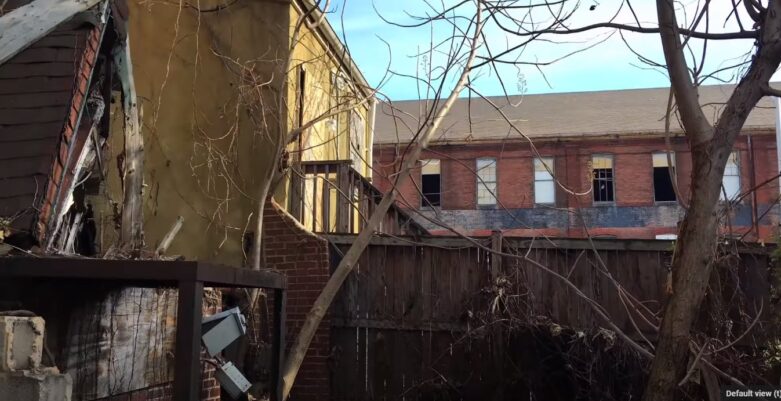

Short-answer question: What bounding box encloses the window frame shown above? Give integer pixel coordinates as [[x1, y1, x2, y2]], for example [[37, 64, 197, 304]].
[[332, 71, 350, 160], [420, 159, 442, 208], [296, 64, 306, 129], [720, 151, 741, 201], [652, 152, 677, 204], [533, 157, 556, 206], [476, 157, 498, 207], [591, 154, 615, 205], [349, 109, 366, 170], [329, 71, 340, 134]]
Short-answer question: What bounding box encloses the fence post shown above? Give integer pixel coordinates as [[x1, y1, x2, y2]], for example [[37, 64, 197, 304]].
[[289, 165, 303, 221], [489, 230, 505, 400], [337, 163, 351, 233], [491, 230, 502, 278]]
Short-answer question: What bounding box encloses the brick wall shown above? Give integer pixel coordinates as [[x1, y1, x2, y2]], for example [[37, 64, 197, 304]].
[[615, 151, 653, 206], [262, 199, 331, 401], [443, 155, 477, 209], [374, 133, 780, 241], [497, 154, 533, 208], [373, 147, 426, 209], [200, 363, 221, 401]]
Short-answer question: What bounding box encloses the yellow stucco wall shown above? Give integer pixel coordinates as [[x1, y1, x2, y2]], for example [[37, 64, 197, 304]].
[[102, 0, 372, 265], [287, 3, 372, 176]]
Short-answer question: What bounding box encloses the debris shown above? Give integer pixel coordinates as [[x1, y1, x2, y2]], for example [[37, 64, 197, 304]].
[[156, 216, 184, 255]]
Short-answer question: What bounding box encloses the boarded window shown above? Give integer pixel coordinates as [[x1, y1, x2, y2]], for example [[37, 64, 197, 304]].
[[534, 157, 555, 205], [653, 152, 676, 202], [592, 155, 614, 203], [421, 159, 441, 207], [721, 151, 740, 200], [477, 158, 497, 206]]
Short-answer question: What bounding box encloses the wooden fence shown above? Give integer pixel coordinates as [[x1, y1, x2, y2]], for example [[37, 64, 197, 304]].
[[325, 235, 772, 400]]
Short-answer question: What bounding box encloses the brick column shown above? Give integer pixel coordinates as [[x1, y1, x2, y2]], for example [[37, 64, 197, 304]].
[[262, 199, 331, 401], [199, 362, 221, 401]]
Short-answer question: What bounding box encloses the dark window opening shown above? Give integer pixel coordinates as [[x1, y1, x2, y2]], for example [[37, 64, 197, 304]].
[[653, 167, 676, 202], [297, 67, 306, 129], [593, 168, 614, 203], [421, 159, 441, 208], [422, 174, 441, 207]]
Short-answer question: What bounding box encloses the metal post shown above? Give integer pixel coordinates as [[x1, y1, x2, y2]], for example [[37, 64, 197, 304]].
[[271, 288, 287, 401], [174, 280, 204, 401]]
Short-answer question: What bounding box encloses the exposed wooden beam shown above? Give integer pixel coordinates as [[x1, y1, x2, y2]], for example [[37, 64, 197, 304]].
[[0, 0, 104, 65], [112, 38, 145, 252]]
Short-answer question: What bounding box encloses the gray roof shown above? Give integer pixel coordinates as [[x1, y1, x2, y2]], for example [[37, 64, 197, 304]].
[[374, 84, 777, 145]]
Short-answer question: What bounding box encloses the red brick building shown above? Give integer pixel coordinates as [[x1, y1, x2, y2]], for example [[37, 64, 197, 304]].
[[373, 85, 781, 241]]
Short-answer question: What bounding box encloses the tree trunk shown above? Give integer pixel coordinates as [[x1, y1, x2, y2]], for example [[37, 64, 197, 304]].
[[641, 143, 722, 401], [280, 8, 486, 397], [642, 1, 781, 399]]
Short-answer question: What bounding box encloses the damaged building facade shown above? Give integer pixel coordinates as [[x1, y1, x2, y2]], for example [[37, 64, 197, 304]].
[[0, 0, 410, 399], [373, 85, 781, 241], [0, 0, 115, 254]]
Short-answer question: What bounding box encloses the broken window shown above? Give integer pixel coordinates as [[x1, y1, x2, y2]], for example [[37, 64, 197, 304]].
[[534, 157, 555, 205], [721, 151, 741, 200], [592, 155, 614, 203], [653, 152, 676, 202], [420, 159, 441, 207], [477, 158, 497, 206]]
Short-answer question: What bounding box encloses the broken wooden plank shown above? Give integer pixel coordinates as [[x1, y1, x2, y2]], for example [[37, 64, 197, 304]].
[[0, 0, 104, 65], [156, 216, 184, 255]]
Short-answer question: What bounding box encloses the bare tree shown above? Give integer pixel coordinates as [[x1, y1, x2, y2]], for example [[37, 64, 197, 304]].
[[281, 0, 781, 399], [280, 2, 489, 397], [418, 1, 781, 399], [484, 2, 780, 399], [644, 2, 781, 399]]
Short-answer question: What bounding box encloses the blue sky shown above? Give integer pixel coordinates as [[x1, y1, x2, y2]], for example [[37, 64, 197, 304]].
[[326, 1, 760, 100]]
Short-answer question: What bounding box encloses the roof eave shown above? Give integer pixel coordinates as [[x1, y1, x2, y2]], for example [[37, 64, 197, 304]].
[[373, 126, 777, 147], [294, 0, 373, 97]]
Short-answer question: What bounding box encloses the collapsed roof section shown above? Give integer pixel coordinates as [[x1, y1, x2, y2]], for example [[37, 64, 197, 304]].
[[0, 0, 126, 252]]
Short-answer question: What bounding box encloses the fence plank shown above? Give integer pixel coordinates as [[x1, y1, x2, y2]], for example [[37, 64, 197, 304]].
[[328, 237, 772, 400]]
